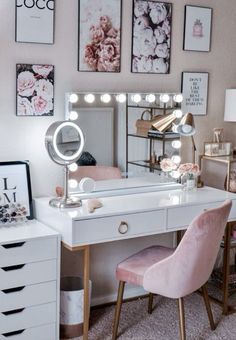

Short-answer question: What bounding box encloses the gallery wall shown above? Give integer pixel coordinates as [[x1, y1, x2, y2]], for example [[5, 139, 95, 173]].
[[1, 0, 236, 302]]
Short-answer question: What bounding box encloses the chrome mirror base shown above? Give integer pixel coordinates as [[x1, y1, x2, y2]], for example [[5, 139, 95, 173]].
[[49, 196, 82, 209]]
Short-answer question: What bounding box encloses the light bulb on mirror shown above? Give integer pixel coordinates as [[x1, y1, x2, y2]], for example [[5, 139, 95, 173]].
[[100, 93, 111, 103], [131, 94, 142, 103], [84, 93, 95, 103], [69, 111, 79, 121], [171, 155, 181, 164], [68, 163, 78, 172], [69, 93, 79, 103], [173, 94, 183, 103], [68, 179, 78, 189], [145, 94, 156, 103], [171, 140, 182, 149], [173, 110, 183, 119], [116, 93, 126, 103], [160, 94, 170, 103]]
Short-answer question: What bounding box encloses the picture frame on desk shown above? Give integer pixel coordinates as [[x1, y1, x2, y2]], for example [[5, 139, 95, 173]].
[[15, 0, 55, 44], [0, 161, 33, 225], [181, 71, 209, 116], [183, 5, 212, 52]]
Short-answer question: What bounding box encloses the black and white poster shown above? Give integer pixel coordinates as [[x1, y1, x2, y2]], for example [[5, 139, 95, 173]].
[[181, 72, 209, 116], [15, 0, 55, 44], [0, 161, 33, 224]]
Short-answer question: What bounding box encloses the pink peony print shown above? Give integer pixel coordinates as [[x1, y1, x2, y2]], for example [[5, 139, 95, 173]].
[[35, 79, 53, 100], [84, 15, 120, 72], [17, 96, 34, 116]]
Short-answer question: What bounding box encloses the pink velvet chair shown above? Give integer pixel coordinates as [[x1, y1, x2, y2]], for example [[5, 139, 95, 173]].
[[69, 165, 122, 181], [112, 200, 232, 340]]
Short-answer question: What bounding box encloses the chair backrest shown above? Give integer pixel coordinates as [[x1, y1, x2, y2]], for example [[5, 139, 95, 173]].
[[143, 200, 232, 299], [69, 165, 122, 181]]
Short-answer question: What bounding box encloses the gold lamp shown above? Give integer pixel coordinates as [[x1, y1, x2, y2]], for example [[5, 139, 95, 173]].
[[176, 113, 196, 164]]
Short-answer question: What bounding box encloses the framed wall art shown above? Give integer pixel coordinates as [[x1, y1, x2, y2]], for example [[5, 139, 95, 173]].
[[181, 72, 209, 116], [15, 0, 55, 44], [0, 161, 33, 224], [183, 5, 212, 52], [131, 0, 172, 74], [78, 0, 122, 72], [16, 63, 54, 116]]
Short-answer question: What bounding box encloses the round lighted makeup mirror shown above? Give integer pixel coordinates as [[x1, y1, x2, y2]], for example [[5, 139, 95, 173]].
[[45, 121, 85, 208]]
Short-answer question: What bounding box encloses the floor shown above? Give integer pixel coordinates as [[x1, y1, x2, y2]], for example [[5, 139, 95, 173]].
[[62, 291, 236, 340]]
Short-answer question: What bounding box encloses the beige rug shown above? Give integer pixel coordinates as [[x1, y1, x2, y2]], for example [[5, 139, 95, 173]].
[[62, 292, 236, 340]]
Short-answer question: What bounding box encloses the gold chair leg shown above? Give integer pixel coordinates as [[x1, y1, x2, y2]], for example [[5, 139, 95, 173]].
[[202, 283, 216, 330], [178, 298, 186, 340], [148, 293, 154, 314], [112, 281, 125, 340]]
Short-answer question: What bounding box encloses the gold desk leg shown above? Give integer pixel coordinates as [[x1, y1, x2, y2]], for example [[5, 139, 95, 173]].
[[83, 245, 90, 340], [222, 222, 231, 315]]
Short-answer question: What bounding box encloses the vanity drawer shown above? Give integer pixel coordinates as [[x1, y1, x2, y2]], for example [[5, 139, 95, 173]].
[[0, 259, 57, 290], [0, 281, 57, 312], [0, 302, 56, 334], [167, 202, 221, 229], [73, 210, 165, 245], [0, 323, 56, 340], [0, 238, 57, 267]]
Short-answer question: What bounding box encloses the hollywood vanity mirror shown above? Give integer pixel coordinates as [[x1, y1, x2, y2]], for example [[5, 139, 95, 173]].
[[64, 92, 185, 198]]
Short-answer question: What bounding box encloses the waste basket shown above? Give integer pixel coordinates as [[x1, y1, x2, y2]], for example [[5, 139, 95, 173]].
[[60, 276, 92, 339]]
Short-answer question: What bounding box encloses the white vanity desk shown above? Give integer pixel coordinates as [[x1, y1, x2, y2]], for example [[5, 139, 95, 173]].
[[35, 185, 236, 340]]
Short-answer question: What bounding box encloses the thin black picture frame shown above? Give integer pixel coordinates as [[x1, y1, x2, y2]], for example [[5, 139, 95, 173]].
[[181, 71, 209, 116], [0, 161, 33, 223], [15, 0, 55, 44], [131, 0, 172, 74], [78, 0, 122, 73], [16, 63, 55, 117], [183, 5, 213, 52]]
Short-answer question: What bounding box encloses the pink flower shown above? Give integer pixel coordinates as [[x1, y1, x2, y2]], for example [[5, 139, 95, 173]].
[[178, 163, 200, 176], [17, 96, 34, 115], [160, 158, 177, 172], [31, 95, 53, 115], [90, 25, 105, 44], [35, 79, 53, 100], [32, 65, 53, 77], [97, 37, 120, 72], [99, 16, 112, 33], [17, 71, 36, 97], [84, 44, 97, 70]]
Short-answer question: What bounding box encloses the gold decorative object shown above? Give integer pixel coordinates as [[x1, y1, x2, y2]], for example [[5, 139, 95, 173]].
[[152, 113, 176, 132]]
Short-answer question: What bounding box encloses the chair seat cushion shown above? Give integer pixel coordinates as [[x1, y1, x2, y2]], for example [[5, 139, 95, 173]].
[[116, 245, 175, 286]]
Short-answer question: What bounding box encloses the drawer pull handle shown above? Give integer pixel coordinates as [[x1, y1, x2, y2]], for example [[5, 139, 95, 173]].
[[2, 308, 25, 316], [2, 286, 25, 294], [2, 242, 25, 249], [2, 329, 25, 337], [118, 221, 129, 234], [1, 264, 25, 272]]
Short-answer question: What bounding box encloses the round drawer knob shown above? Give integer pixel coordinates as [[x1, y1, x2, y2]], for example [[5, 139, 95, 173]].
[[118, 221, 128, 234]]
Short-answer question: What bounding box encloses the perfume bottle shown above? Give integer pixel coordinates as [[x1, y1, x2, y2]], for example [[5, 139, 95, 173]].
[[193, 19, 203, 38]]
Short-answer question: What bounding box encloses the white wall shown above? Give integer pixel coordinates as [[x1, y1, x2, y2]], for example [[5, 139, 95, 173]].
[[1, 0, 236, 303]]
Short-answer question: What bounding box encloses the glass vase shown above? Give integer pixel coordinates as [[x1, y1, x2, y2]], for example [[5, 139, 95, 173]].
[[181, 174, 197, 191]]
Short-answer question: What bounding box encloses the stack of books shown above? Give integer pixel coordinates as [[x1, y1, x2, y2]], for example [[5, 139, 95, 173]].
[[148, 130, 180, 138]]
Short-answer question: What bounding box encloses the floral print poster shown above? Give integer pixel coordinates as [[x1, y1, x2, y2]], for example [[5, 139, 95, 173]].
[[78, 0, 121, 72], [132, 0, 172, 74], [16, 64, 54, 116]]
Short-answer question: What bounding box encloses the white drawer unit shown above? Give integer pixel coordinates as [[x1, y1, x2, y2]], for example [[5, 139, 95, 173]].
[[0, 220, 60, 340]]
